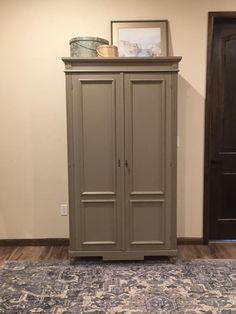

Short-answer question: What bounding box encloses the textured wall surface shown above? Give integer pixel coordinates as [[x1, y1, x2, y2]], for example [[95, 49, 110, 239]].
[[1, 0, 236, 239]]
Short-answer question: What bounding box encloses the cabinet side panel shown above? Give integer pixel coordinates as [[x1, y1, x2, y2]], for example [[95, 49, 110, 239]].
[[65, 73, 79, 250]]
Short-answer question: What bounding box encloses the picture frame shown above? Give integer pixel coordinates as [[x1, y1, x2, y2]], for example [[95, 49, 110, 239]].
[[111, 20, 168, 57]]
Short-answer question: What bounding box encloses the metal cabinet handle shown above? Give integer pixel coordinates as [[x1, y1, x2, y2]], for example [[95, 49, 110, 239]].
[[117, 160, 129, 171], [125, 160, 130, 175]]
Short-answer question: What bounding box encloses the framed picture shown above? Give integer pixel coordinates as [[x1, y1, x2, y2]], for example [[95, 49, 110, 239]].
[[111, 20, 168, 57]]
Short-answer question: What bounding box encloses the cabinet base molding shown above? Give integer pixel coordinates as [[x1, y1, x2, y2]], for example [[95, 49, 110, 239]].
[[69, 249, 178, 261], [0, 238, 203, 247]]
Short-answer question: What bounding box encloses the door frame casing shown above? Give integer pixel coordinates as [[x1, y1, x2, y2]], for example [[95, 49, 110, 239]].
[[203, 11, 236, 244]]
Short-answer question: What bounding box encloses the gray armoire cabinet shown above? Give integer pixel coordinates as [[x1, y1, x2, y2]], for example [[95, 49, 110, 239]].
[[62, 57, 181, 260]]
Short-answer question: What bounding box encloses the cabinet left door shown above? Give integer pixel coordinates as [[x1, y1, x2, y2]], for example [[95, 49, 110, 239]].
[[67, 73, 124, 253]]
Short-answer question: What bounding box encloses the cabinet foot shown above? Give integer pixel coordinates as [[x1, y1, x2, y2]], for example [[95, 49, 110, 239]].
[[169, 256, 178, 264], [69, 257, 77, 265]]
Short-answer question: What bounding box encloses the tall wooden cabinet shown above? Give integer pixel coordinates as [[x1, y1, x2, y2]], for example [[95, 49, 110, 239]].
[[62, 57, 181, 260]]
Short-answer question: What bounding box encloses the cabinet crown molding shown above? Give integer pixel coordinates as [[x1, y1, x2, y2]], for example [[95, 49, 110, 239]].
[[62, 57, 182, 73]]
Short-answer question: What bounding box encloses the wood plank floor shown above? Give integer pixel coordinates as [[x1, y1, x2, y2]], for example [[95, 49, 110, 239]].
[[0, 243, 235, 264]]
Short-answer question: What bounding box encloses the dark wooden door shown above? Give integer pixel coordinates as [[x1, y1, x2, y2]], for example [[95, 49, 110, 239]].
[[205, 13, 236, 240]]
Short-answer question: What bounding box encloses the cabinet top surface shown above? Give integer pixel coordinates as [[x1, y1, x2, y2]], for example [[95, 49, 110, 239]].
[[62, 56, 181, 64]]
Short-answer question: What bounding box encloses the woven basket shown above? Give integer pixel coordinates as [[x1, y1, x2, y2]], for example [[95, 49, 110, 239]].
[[97, 45, 118, 57]]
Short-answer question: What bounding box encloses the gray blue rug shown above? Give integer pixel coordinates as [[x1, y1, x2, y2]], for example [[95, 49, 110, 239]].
[[0, 259, 235, 313]]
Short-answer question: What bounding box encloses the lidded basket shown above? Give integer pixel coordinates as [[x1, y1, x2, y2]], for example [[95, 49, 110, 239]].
[[70, 36, 109, 57]]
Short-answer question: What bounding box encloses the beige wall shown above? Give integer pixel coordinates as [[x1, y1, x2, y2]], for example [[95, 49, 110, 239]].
[[1, 0, 236, 239]]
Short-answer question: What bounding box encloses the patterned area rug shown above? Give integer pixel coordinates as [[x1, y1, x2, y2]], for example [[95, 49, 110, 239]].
[[0, 259, 235, 313]]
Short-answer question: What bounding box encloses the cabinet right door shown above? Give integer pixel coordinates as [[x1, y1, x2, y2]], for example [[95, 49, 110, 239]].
[[124, 73, 176, 252]]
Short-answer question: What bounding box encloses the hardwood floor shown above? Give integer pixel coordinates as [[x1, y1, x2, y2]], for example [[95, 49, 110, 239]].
[[178, 243, 236, 259], [0, 243, 235, 264]]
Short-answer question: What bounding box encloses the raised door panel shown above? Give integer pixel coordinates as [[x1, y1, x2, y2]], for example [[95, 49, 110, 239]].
[[129, 200, 165, 246], [81, 200, 118, 247], [79, 79, 117, 194], [124, 73, 174, 251], [126, 77, 165, 195], [70, 74, 123, 251]]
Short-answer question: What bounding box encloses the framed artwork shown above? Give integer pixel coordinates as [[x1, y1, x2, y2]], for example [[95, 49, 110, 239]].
[[111, 20, 168, 57]]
